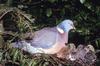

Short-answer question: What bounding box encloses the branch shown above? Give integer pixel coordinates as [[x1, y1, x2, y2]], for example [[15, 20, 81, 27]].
[[0, 9, 13, 21]]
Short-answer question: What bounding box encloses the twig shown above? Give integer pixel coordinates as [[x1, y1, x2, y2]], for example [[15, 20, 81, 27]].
[[17, 10, 35, 23], [0, 31, 18, 36], [0, 8, 35, 24], [0, 9, 13, 21], [17, 12, 33, 32]]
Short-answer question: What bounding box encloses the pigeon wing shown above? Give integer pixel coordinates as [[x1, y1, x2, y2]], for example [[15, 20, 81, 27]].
[[30, 27, 59, 49]]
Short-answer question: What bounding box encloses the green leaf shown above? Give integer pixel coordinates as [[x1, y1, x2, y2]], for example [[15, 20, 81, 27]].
[[12, 49, 19, 62], [28, 60, 34, 66], [95, 39, 100, 48], [46, 9, 52, 17], [84, 3, 92, 9], [17, 51, 23, 62], [43, 62, 49, 66], [80, 0, 86, 4], [31, 60, 37, 66], [6, 0, 13, 6], [25, 59, 34, 66], [0, 52, 3, 62], [21, 59, 26, 66]]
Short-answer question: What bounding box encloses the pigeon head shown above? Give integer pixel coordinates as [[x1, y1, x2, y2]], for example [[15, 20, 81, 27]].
[[57, 20, 75, 33]]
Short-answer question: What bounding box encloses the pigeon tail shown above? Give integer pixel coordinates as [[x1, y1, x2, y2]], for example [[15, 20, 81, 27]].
[[12, 41, 45, 54], [12, 41, 25, 49]]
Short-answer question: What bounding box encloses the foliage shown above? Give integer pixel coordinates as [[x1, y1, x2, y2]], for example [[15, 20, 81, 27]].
[[0, 0, 100, 66], [10, 0, 100, 47]]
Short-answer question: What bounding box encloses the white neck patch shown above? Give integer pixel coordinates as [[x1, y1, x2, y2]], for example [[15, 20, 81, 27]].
[[57, 27, 64, 34]]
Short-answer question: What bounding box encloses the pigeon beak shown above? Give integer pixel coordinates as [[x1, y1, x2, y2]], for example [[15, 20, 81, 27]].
[[73, 26, 76, 30], [70, 26, 76, 32], [70, 23, 76, 30]]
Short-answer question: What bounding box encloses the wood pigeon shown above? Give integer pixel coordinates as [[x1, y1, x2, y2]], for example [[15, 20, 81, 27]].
[[12, 19, 75, 57]]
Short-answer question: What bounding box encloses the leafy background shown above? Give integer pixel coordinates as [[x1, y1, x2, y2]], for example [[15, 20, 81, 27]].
[[0, 0, 100, 66]]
